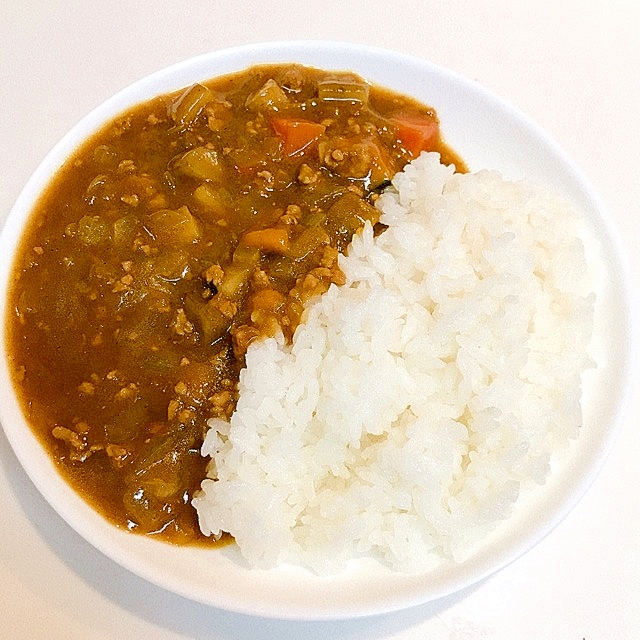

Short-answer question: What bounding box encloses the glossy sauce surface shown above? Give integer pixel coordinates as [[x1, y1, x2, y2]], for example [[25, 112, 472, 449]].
[[7, 64, 465, 544]]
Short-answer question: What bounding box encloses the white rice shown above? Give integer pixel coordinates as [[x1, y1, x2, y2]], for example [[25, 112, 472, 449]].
[[193, 152, 596, 574]]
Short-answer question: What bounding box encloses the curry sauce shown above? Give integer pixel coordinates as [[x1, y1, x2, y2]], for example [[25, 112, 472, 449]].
[[7, 64, 465, 544]]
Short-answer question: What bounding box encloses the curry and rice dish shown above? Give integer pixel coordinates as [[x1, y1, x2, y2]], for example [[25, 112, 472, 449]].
[[6, 64, 465, 544], [6, 63, 597, 572]]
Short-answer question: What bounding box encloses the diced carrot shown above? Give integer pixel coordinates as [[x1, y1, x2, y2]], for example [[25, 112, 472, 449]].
[[390, 114, 440, 157], [271, 118, 326, 156], [241, 227, 290, 254], [249, 288, 286, 313]]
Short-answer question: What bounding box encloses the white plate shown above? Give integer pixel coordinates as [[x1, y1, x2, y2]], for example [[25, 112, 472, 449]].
[[0, 41, 633, 620]]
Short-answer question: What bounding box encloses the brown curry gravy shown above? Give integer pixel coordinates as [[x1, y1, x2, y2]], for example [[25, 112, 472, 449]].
[[6, 64, 465, 545]]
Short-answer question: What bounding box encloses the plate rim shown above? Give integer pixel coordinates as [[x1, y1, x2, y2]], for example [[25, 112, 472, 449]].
[[0, 40, 635, 620]]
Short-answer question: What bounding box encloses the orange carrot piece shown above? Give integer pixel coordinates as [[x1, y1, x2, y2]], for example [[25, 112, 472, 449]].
[[391, 115, 440, 157], [272, 118, 326, 156], [241, 227, 290, 254]]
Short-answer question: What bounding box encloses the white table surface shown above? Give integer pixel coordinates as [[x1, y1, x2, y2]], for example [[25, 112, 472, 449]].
[[1, 1, 638, 638]]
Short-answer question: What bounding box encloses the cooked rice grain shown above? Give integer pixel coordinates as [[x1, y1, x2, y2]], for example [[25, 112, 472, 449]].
[[193, 153, 596, 574]]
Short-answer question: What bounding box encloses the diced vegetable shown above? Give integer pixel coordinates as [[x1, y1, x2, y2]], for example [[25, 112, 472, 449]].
[[358, 138, 397, 187], [177, 359, 222, 403], [318, 135, 395, 187], [300, 211, 326, 227], [245, 78, 289, 112], [217, 265, 252, 300], [183, 293, 233, 344], [174, 146, 223, 182], [142, 347, 183, 373], [151, 248, 190, 282], [113, 214, 141, 247], [249, 288, 286, 313], [232, 244, 261, 268], [170, 83, 214, 128], [271, 118, 326, 156], [290, 225, 329, 262], [146, 206, 202, 244], [129, 426, 194, 477], [325, 191, 380, 250], [228, 136, 283, 172], [123, 425, 200, 533], [241, 227, 290, 254], [78, 215, 111, 245], [390, 114, 440, 156], [193, 183, 231, 217], [317, 78, 370, 103], [264, 219, 329, 289], [216, 246, 260, 300], [248, 288, 287, 336]]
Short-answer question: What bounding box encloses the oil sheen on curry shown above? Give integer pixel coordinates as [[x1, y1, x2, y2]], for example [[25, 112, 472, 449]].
[[7, 64, 465, 545]]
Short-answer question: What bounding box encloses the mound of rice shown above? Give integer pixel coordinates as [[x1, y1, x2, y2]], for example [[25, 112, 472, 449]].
[[193, 153, 596, 574]]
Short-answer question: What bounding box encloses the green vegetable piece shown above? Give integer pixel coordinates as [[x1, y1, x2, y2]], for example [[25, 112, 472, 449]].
[[124, 425, 198, 531], [170, 83, 214, 128], [142, 347, 183, 373], [175, 147, 223, 182], [113, 214, 141, 247], [290, 225, 329, 262], [197, 244, 261, 301], [151, 248, 190, 282], [317, 78, 370, 103], [128, 427, 187, 478], [325, 191, 380, 250], [300, 211, 326, 227], [183, 293, 233, 343], [78, 215, 111, 245], [217, 264, 252, 300], [232, 244, 261, 267]]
